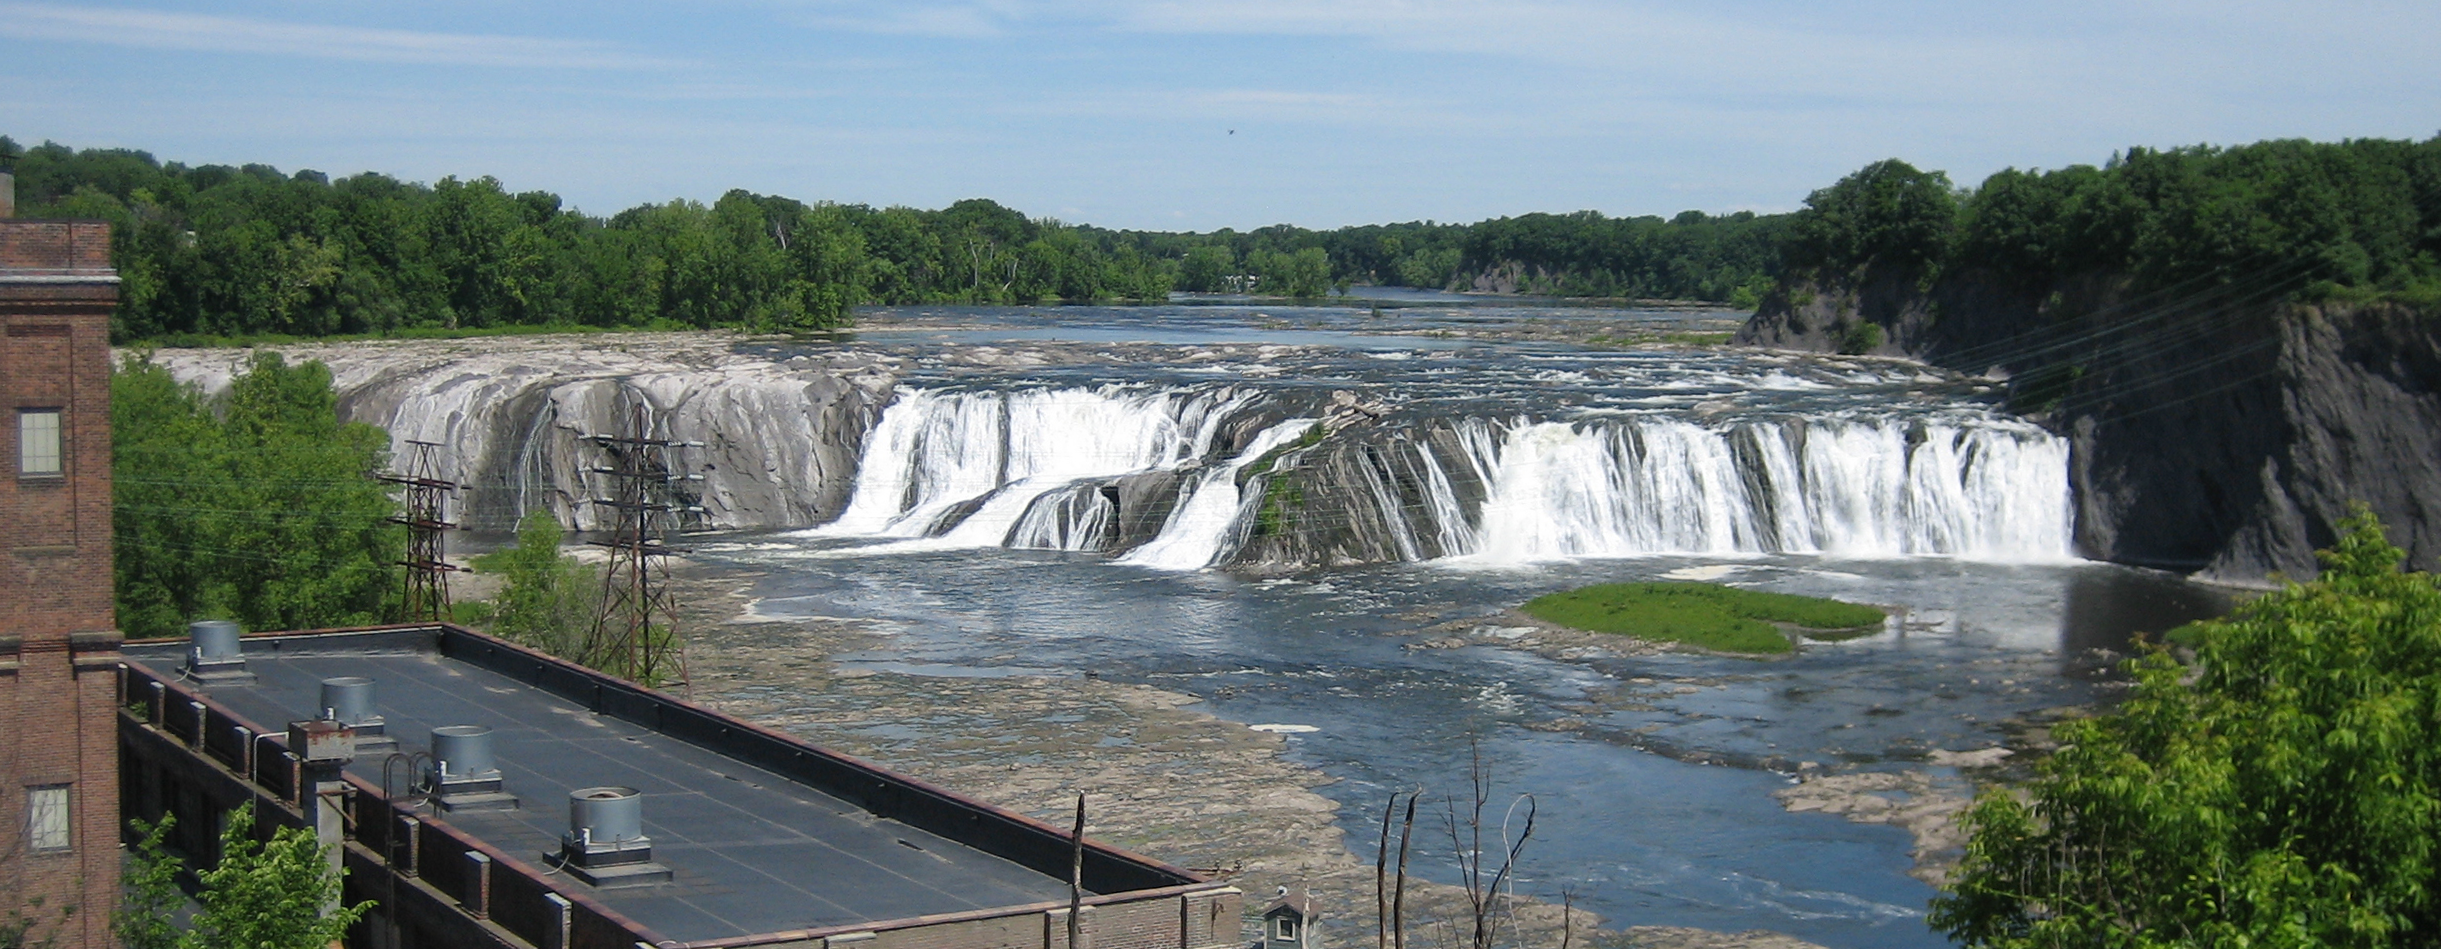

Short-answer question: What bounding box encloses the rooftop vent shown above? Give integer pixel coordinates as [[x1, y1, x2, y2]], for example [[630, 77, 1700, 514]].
[[317, 677, 394, 750], [558, 787, 670, 887], [184, 620, 255, 685], [429, 725, 517, 812]]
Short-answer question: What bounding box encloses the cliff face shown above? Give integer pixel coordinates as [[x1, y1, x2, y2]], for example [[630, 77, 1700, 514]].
[[144, 335, 900, 532], [1738, 279, 2441, 581]]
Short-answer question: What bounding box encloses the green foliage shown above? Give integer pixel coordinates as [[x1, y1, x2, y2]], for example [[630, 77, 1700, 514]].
[[1450, 208, 1789, 300], [1271, 246, 1332, 298], [1936, 136, 2440, 303], [113, 353, 403, 639], [114, 808, 370, 949], [1787, 159, 1960, 281], [1520, 582, 1886, 655], [188, 805, 370, 949], [22, 132, 2429, 337], [116, 817, 184, 949], [1837, 320, 1886, 355], [478, 508, 605, 658], [1932, 509, 2441, 948]]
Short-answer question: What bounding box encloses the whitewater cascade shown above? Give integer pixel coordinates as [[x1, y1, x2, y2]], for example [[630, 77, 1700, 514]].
[[1116, 418, 1318, 570], [817, 384, 2074, 567], [1434, 415, 2073, 563], [816, 386, 1253, 552]]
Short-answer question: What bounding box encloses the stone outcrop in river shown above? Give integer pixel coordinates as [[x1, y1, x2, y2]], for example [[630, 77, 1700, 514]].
[[1738, 273, 2441, 581]]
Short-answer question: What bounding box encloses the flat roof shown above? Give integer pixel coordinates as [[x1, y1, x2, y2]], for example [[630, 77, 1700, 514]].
[[125, 628, 1168, 944]]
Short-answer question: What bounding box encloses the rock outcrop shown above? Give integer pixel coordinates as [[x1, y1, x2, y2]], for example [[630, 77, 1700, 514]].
[[1738, 276, 2441, 581], [141, 334, 900, 532]]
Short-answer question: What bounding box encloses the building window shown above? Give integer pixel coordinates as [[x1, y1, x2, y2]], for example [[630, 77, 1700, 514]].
[[1274, 918, 1299, 942], [19, 408, 62, 476], [26, 784, 70, 852]]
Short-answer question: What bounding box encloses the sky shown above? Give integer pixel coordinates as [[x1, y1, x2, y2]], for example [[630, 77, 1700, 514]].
[[3, 1, 2437, 232]]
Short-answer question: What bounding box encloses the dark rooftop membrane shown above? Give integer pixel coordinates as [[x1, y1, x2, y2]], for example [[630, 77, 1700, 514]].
[[124, 630, 1104, 943]]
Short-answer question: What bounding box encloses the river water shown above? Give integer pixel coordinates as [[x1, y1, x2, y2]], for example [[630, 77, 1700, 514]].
[[674, 299, 2226, 948]]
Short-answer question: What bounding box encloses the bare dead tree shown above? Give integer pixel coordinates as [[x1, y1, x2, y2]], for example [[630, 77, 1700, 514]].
[[1394, 791, 1418, 949], [1442, 744, 1536, 949], [1560, 887, 1575, 949], [1068, 793, 1086, 949], [1377, 794, 1398, 949]]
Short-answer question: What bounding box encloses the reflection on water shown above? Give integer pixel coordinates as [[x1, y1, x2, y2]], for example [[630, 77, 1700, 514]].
[[2058, 568, 2237, 657]]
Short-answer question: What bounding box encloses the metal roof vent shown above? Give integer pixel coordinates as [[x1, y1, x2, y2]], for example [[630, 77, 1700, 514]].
[[429, 725, 517, 812], [318, 677, 395, 750], [184, 620, 255, 685], [557, 787, 670, 887]]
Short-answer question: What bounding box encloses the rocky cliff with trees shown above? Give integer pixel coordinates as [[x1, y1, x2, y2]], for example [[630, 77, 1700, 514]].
[[1736, 138, 2441, 581]]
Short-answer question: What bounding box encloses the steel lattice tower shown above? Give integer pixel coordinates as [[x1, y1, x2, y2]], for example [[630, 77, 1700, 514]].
[[382, 440, 461, 622], [581, 399, 699, 686]]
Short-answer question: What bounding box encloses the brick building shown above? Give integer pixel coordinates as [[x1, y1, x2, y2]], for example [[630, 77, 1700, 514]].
[[0, 170, 123, 948]]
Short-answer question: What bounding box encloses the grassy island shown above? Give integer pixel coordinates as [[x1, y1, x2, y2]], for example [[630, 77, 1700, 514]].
[[1520, 582, 1888, 655]]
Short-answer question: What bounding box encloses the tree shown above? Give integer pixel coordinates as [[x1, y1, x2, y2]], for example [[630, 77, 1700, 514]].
[[113, 353, 404, 639], [481, 507, 604, 659], [1932, 509, 2441, 947], [1178, 244, 1235, 293], [1277, 247, 1332, 299], [117, 807, 371, 949], [116, 818, 183, 949], [1786, 158, 1958, 281]]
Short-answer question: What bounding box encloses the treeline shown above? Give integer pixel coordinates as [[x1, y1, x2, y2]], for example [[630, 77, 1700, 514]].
[[0, 134, 1792, 342], [10, 133, 2433, 345], [1781, 136, 2441, 304], [1, 135, 1170, 339]]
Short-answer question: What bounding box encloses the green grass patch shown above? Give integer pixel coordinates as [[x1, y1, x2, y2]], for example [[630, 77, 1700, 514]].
[[1520, 582, 1888, 655]]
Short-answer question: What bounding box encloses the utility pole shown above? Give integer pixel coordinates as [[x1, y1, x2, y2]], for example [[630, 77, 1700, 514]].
[[382, 439, 461, 622], [581, 399, 701, 686]]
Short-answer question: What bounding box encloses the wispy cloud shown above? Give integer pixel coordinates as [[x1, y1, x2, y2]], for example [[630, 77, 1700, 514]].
[[0, 3, 679, 68]]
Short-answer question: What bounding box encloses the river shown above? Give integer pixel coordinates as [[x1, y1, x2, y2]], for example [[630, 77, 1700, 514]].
[[667, 300, 2226, 948]]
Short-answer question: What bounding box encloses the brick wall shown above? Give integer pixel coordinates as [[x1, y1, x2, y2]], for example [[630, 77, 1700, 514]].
[[1, 217, 120, 949], [0, 222, 112, 273]]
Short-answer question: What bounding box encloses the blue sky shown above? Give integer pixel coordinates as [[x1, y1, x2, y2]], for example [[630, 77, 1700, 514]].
[[3, 1, 2436, 231]]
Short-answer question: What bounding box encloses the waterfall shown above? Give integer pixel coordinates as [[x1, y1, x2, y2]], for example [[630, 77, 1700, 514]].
[[816, 383, 2069, 567], [1443, 415, 2072, 563], [1007, 484, 1118, 552], [1117, 419, 1321, 570], [818, 386, 1250, 547]]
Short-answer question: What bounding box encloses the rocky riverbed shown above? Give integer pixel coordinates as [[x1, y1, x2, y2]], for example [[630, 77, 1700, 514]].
[[662, 566, 1852, 949]]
